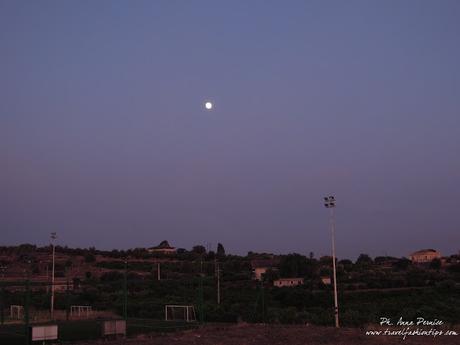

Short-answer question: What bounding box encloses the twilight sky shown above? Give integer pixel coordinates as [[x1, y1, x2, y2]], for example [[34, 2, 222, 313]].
[[1, 1, 459, 260]]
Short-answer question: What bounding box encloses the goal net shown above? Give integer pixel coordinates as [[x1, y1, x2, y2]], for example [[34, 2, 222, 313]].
[[70, 305, 92, 318], [165, 305, 196, 322], [10, 305, 24, 319]]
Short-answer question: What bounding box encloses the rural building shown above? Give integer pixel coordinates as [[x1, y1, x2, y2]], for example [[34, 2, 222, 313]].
[[409, 249, 441, 263], [148, 240, 176, 255], [273, 278, 304, 287], [321, 276, 331, 285], [251, 259, 279, 281]]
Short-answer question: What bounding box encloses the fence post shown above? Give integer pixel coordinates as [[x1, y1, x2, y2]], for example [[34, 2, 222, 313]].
[[66, 276, 70, 321], [199, 275, 204, 324], [123, 259, 127, 320], [24, 279, 30, 345]]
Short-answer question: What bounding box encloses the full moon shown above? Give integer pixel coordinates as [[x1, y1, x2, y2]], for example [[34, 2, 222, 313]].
[[204, 101, 213, 110]]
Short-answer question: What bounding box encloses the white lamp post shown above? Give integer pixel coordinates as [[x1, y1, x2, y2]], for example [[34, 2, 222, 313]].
[[324, 196, 339, 328]]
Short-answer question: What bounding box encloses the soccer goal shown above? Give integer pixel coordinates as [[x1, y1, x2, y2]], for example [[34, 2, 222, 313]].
[[165, 305, 196, 322], [10, 305, 24, 319], [70, 305, 92, 318]]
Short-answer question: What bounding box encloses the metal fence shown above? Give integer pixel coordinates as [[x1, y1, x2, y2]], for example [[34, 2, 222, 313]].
[[0, 279, 198, 344]]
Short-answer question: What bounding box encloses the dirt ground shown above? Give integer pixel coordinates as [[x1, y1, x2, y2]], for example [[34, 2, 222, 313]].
[[76, 323, 459, 345]]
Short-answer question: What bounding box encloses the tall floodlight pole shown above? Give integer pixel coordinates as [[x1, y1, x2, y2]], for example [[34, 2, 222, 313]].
[[324, 196, 339, 328], [50, 232, 57, 320]]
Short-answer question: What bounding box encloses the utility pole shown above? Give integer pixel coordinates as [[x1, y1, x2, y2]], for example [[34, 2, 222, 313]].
[[324, 196, 339, 328], [199, 277, 204, 323], [25, 261, 31, 344], [65, 267, 70, 321], [50, 232, 57, 320], [157, 262, 161, 281], [261, 281, 265, 323], [123, 259, 128, 320], [215, 260, 221, 305]]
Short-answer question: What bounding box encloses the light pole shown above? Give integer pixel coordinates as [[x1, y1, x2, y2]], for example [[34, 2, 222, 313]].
[[324, 196, 339, 328], [215, 260, 221, 305], [50, 232, 57, 320]]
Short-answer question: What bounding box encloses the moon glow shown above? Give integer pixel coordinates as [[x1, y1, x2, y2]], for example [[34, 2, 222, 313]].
[[204, 101, 213, 110]]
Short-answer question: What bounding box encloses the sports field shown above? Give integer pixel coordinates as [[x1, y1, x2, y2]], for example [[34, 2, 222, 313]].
[[68, 323, 459, 345]]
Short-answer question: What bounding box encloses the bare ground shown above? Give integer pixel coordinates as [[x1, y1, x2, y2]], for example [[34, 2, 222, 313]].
[[74, 323, 459, 345]]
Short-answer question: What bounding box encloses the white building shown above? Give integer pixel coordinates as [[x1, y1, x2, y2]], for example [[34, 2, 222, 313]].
[[273, 278, 304, 287], [251, 259, 279, 281], [409, 249, 441, 263]]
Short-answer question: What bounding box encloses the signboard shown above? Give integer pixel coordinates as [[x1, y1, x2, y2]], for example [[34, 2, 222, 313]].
[[103, 320, 126, 336], [30, 325, 58, 342]]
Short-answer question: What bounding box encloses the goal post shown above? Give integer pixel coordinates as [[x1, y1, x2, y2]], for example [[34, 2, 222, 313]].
[[70, 305, 92, 318], [165, 305, 196, 322], [10, 305, 24, 319]]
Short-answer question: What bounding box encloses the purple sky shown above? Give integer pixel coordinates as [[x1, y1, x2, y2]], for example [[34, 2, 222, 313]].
[[1, 1, 459, 260]]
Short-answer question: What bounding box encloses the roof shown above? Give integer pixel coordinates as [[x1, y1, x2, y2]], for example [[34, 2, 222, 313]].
[[410, 249, 439, 256], [150, 240, 175, 250]]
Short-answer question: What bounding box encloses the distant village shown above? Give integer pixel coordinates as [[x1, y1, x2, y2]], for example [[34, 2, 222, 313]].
[[1, 241, 459, 330], [0, 241, 457, 291]]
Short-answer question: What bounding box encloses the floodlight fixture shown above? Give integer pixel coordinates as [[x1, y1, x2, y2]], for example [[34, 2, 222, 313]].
[[324, 195, 336, 208]]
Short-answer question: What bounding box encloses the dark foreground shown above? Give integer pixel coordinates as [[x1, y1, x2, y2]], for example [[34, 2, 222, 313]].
[[74, 323, 459, 345]]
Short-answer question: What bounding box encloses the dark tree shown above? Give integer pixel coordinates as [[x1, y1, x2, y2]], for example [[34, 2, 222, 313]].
[[159, 240, 170, 247], [206, 250, 216, 260], [72, 277, 81, 289], [263, 268, 280, 283], [84, 253, 96, 263], [279, 254, 308, 278], [393, 258, 411, 271], [356, 254, 373, 266], [100, 271, 124, 281], [217, 243, 226, 257], [192, 245, 206, 255], [447, 263, 460, 273], [430, 258, 441, 270]]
